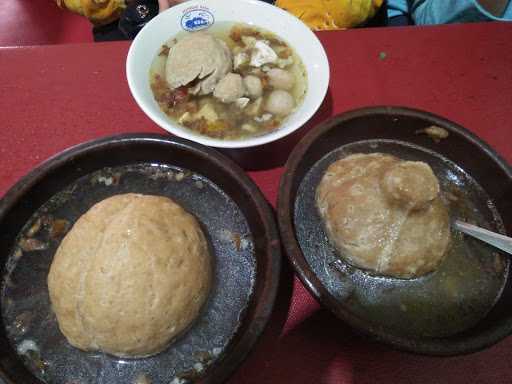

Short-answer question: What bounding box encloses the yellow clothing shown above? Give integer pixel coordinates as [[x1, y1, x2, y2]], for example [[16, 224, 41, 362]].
[[275, 0, 383, 30], [55, 0, 127, 25]]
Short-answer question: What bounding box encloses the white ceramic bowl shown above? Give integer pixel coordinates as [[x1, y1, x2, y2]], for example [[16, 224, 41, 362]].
[[126, 0, 329, 148]]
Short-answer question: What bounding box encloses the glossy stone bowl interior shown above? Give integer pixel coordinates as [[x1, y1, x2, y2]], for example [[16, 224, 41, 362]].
[[0, 133, 280, 384], [278, 106, 512, 355]]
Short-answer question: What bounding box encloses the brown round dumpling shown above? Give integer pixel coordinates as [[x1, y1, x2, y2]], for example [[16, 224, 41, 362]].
[[47, 194, 212, 358], [316, 153, 451, 278], [381, 161, 440, 210]]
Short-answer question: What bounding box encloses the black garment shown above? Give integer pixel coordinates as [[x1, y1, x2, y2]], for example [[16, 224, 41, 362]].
[[387, 15, 412, 26], [362, 0, 388, 27], [92, 0, 391, 42], [93, 0, 159, 41], [93, 20, 127, 42]]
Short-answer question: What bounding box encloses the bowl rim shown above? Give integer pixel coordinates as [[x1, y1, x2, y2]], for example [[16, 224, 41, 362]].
[[126, 0, 330, 149], [277, 105, 512, 356], [0, 133, 281, 384]]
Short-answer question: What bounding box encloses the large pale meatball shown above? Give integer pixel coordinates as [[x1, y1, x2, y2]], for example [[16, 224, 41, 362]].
[[316, 154, 451, 279], [214, 73, 246, 103], [166, 32, 232, 95], [267, 68, 295, 91], [48, 194, 212, 358], [264, 90, 295, 116]]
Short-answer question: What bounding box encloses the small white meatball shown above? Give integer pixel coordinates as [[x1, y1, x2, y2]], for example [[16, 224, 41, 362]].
[[264, 90, 295, 116], [243, 75, 263, 99], [267, 68, 295, 91], [213, 73, 246, 103]]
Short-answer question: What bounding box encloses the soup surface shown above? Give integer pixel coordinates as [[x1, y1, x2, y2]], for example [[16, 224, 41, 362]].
[[150, 23, 307, 140], [295, 140, 509, 338], [1, 163, 256, 383]]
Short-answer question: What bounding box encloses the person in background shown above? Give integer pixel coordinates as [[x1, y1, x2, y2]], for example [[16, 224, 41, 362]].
[[56, 0, 384, 40], [275, 0, 384, 30], [387, 0, 512, 26], [55, 0, 186, 41]]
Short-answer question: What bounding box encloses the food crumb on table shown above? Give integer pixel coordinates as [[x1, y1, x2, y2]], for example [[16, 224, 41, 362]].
[[416, 125, 450, 142]]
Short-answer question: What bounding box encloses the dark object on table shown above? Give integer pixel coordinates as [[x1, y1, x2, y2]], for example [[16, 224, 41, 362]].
[[278, 106, 512, 355], [94, 0, 277, 41], [363, 0, 389, 27], [95, 0, 159, 41], [0, 134, 280, 384]]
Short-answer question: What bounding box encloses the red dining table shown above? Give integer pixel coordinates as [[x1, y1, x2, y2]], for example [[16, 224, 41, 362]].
[[1, 21, 512, 384]]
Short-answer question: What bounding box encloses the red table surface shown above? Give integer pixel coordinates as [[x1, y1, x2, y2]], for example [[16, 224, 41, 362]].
[[1, 22, 512, 383]]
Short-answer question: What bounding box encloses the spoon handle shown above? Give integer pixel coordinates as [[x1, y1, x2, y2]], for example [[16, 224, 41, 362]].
[[454, 220, 512, 256]]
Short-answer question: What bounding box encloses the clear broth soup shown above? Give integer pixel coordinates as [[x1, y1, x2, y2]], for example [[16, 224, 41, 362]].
[[150, 22, 307, 140]]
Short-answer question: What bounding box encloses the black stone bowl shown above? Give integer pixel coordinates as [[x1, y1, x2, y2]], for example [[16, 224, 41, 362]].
[[277, 106, 512, 356], [0, 133, 281, 384]]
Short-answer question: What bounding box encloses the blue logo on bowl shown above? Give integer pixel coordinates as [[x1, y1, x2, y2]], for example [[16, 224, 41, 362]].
[[181, 7, 214, 32]]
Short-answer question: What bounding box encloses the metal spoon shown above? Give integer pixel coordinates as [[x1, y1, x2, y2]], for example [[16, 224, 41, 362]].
[[454, 220, 512, 255]]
